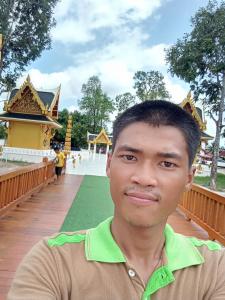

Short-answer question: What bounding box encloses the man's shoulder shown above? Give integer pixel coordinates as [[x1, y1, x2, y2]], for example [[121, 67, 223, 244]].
[[45, 230, 87, 248], [187, 236, 223, 251], [175, 231, 224, 264], [165, 225, 224, 272]]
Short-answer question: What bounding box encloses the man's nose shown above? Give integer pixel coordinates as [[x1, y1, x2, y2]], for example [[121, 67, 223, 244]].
[[130, 163, 158, 187]]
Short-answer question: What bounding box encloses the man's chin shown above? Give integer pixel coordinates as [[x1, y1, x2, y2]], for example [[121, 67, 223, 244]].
[[126, 217, 155, 229]]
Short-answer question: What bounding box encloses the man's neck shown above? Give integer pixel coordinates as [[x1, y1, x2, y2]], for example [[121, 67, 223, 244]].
[[111, 216, 166, 284], [111, 216, 166, 262]]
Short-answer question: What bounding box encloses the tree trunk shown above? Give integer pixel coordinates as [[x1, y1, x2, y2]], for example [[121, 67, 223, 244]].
[[210, 73, 225, 190]]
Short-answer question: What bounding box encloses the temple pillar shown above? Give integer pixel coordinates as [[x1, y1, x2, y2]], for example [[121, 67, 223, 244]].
[[106, 144, 109, 154]]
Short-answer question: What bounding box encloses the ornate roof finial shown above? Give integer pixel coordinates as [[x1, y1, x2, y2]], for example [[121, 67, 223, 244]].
[[26, 74, 31, 83], [187, 90, 192, 100]]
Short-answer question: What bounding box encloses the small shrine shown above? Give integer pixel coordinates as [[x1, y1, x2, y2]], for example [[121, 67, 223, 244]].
[[180, 92, 213, 148], [87, 128, 112, 154], [0, 76, 62, 150]]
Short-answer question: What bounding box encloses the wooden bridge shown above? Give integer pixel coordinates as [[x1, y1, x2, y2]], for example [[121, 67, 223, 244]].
[[0, 160, 224, 299]]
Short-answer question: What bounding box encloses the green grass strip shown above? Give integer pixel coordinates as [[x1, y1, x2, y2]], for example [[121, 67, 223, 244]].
[[60, 175, 114, 231], [194, 173, 225, 191]]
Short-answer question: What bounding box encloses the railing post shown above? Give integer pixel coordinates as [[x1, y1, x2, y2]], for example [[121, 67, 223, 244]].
[[42, 157, 48, 181]]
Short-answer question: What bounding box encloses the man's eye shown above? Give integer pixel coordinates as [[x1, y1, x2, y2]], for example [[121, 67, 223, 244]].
[[161, 161, 176, 168], [122, 155, 136, 161]]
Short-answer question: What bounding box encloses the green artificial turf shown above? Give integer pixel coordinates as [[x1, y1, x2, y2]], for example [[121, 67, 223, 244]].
[[60, 175, 114, 231]]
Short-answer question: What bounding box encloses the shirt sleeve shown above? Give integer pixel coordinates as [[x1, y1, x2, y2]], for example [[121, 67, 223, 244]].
[[7, 239, 61, 300], [210, 248, 225, 300]]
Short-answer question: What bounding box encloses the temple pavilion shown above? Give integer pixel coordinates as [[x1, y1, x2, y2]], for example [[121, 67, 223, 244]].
[[180, 92, 213, 150], [87, 128, 112, 154], [0, 76, 62, 150]]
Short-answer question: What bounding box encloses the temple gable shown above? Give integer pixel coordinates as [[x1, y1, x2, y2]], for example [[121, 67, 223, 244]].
[[10, 87, 42, 114]]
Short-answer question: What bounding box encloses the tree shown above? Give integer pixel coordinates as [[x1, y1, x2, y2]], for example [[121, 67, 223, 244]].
[[54, 110, 90, 149], [114, 92, 136, 117], [54, 109, 69, 143], [72, 111, 90, 149], [0, 123, 7, 138], [133, 70, 170, 102], [0, 0, 58, 94], [165, 0, 225, 190], [79, 76, 114, 133]]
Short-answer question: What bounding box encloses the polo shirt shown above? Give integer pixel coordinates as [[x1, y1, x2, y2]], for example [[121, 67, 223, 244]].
[[55, 152, 65, 167], [8, 217, 225, 300]]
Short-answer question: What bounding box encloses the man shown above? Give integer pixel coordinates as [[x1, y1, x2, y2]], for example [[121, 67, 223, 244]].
[[8, 100, 225, 299], [54, 146, 65, 179]]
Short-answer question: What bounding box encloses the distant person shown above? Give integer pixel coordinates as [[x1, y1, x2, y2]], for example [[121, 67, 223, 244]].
[[72, 155, 76, 168], [78, 153, 82, 162], [8, 100, 225, 299], [53, 146, 65, 179]]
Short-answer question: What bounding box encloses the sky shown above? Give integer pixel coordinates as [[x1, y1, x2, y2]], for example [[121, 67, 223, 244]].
[[0, 0, 222, 141]]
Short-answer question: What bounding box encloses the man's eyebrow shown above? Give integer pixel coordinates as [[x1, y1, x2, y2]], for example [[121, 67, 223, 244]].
[[156, 152, 182, 160], [115, 146, 183, 160], [116, 145, 142, 153]]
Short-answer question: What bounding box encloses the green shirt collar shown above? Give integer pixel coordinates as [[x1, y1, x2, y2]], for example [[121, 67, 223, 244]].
[[85, 217, 204, 271], [85, 217, 125, 263]]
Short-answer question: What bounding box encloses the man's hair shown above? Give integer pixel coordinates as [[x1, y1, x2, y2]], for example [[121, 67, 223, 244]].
[[112, 100, 201, 167]]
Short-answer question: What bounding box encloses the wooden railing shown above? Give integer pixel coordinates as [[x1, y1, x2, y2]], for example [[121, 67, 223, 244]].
[[179, 183, 225, 246], [0, 158, 55, 217]]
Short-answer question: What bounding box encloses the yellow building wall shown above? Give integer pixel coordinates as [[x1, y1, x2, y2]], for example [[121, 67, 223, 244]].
[[7, 121, 41, 149], [39, 125, 53, 150]]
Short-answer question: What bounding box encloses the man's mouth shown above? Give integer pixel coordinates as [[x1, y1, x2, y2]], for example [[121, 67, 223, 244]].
[[125, 191, 159, 206]]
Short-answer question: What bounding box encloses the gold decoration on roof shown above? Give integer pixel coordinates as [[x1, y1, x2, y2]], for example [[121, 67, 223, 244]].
[[10, 89, 42, 114], [7, 75, 47, 114], [180, 91, 206, 131], [92, 128, 112, 145], [49, 84, 61, 118]]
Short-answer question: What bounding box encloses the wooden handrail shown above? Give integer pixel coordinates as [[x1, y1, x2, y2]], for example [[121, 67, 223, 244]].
[[0, 158, 55, 217], [179, 183, 225, 246]]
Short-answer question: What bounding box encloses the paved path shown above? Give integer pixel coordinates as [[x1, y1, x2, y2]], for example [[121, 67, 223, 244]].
[[66, 151, 108, 176]]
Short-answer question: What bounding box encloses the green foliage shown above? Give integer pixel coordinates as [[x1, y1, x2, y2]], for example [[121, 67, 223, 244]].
[[54, 110, 90, 149], [0, 123, 7, 138], [0, 0, 58, 94], [71, 112, 90, 148], [133, 70, 170, 102], [54, 109, 69, 142], [166, 1, 225, 113], [165, 0, 225, 190], [114, 92, 136, 117], [78, 76, 114, 133]]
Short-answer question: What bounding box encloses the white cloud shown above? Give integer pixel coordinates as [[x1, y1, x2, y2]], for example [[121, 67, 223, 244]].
[[52, 0, 164, 44], [52, 19, 95, 44], [68, 105, 78, 112], [164, 76, 188, 104], [20, 30, 187, 110], [54, 0, 74, 19]]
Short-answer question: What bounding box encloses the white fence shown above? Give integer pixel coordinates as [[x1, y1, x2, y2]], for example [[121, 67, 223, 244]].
[[1, 147, 55, 163]]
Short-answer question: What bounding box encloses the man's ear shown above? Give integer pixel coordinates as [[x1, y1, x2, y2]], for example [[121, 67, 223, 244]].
[[185, 166, 196, 191], [106, 152, 112, 178]]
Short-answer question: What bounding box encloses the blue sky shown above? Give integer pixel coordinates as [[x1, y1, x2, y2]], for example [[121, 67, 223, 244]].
[[1, 0, 220, 139]]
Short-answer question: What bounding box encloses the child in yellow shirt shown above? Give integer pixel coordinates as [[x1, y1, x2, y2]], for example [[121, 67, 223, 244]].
[[54, 147, 65, 179]]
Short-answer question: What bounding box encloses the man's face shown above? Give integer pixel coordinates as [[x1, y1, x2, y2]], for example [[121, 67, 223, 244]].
[[106, 122, 194, 228]]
